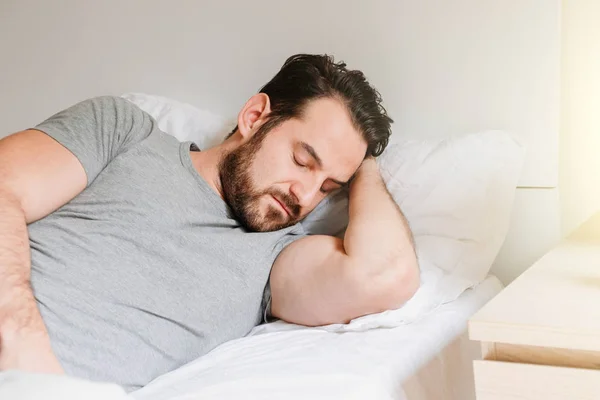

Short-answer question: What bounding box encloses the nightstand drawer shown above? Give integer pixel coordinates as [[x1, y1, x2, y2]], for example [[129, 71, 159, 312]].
[[473, 360, 600, 399]]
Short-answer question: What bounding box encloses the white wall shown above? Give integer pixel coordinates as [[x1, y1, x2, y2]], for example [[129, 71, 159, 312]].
[[1, 1, 560, 188], [0, 0, 562, 283], [560, 0, 600, 235]]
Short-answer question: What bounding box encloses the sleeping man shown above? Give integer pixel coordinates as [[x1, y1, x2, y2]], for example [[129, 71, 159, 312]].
[[0, 54, 419, 391]]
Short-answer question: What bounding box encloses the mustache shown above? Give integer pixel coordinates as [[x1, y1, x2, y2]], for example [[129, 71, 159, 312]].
[[269, 189, 301, 218]]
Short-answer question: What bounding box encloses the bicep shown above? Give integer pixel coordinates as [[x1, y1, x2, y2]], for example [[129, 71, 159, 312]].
[[0, 130, 86, 223], [269, 235, 363, 326], [270, 234, 420, 327]]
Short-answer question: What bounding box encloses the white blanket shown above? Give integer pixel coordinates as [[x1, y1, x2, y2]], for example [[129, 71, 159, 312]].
[[0, 371, 128, 400]]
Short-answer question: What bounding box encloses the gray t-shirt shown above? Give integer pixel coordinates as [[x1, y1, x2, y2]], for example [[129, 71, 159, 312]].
[[29, 96, 304, 392]]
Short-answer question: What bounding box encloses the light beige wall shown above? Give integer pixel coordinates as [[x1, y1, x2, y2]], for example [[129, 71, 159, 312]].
[[0, 0, 561, 188], [560, 0, 600, 235], [0, 0, 562, 283]]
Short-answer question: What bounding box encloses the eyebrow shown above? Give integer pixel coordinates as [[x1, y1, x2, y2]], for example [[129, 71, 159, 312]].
[[300, 141, 350, 187], [300, 142, 323, 167]]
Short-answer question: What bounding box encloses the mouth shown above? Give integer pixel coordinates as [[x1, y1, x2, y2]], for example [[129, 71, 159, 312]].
[[271, 195, 292, 217]]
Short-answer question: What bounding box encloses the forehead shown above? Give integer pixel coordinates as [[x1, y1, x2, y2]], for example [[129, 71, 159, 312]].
[[286, 97, 367, 176]]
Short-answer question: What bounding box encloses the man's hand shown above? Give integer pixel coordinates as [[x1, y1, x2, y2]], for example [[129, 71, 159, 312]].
[[0, 327, 64, 374], [0, 293, 64, 375], [354, 155, 379, 178]]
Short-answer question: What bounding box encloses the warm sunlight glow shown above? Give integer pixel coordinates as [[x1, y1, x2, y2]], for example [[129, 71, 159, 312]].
[[560, 0, 600, 235]]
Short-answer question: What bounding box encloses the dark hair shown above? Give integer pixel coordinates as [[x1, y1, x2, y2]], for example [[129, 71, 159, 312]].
[[231, 54, 393, 157]]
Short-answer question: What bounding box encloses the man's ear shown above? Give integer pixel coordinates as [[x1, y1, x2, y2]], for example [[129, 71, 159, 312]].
[[237, 93, 271, 140]]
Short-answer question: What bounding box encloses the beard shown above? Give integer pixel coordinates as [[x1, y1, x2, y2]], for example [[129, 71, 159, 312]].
[[219, 126, 301, 232]]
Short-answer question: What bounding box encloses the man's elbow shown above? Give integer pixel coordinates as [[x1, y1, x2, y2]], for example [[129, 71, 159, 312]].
[[390, 256, 420, 308], [361, 253, 420, 313]]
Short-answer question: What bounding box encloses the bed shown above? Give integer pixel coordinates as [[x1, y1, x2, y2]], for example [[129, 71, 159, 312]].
[[130, 276, 502, 400]]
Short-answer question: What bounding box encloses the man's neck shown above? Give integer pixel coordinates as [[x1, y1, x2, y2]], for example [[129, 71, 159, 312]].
[[189, 145, 226, 200]]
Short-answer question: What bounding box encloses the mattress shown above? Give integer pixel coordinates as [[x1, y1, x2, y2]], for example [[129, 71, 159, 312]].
[[131, 276, 503, 400]]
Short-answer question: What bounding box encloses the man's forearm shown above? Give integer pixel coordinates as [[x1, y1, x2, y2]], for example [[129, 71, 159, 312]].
[[0, 189, 45, 337], [343, 158, 418, 285]]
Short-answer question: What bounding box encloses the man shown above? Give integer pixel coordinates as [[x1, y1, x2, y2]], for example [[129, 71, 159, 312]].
[[0, 54, 419, 391]]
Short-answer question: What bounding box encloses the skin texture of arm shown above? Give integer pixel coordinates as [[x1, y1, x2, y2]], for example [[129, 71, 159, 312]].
[[0, 130, 86, 373], [270, 158, 420, 326]]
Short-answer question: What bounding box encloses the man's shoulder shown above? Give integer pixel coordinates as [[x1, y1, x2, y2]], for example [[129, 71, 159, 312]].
[[270, 222, 307, 255]]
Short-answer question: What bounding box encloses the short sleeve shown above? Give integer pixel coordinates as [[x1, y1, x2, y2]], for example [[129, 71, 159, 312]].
[[260, 223, 307, 323], [33, 96, 154, 186]]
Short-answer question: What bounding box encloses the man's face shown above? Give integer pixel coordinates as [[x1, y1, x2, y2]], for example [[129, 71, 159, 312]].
[[220, 98, 367, 232]]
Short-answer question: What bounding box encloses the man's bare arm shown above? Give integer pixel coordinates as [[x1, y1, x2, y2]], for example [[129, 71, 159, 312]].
[[0, 130, 86, 373], [270, 158, 419, 326]]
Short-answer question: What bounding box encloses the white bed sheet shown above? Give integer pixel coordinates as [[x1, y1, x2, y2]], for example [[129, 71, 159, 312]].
[[131, 276, 502, 400]]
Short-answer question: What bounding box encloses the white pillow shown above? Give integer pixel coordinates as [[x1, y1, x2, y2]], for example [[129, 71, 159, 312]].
[[123, 93, 524, 331], [384, 134, 524, 295], [121, 93, 233, 149]]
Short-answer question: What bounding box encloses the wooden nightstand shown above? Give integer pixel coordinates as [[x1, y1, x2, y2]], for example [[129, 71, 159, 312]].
[[469, 211, 600, 399]]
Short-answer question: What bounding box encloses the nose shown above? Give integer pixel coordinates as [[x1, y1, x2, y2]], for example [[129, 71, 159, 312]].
[[290, 177, 321, 209]]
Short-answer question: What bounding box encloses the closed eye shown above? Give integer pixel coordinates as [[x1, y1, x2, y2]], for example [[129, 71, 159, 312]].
[[293, 154, 308, 169]]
